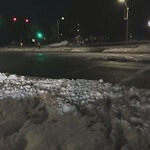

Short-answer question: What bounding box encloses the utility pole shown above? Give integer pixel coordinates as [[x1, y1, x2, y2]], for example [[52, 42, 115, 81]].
[[57, 20, 60, 42]]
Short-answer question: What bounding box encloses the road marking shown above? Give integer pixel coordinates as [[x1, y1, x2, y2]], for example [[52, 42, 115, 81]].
[[60, 62, 109, 78], [120, 66, 150, 84], [61, 61, 148, 79]]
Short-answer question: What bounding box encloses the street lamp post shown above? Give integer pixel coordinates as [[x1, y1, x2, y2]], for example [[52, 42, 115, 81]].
[[118, 0, 129, 42], [57, 17, 65, 42]]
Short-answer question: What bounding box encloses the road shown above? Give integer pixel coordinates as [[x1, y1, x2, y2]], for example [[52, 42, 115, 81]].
[[0, 51, 150, 89]]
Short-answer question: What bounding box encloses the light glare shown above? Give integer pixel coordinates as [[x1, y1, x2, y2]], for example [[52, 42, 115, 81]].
[[118, 0, 125, 3], [148, 21, 150, 27]]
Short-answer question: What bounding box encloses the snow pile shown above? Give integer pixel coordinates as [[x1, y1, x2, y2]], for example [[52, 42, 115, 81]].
[[0, 72, 150, 150], [49, 41, 69, 47], [0, 72, 150, 116], [0, 73, 7, 82], [0, 73, 64, 100], [103, 43, 150, 53], [103, 47, 134, 53]]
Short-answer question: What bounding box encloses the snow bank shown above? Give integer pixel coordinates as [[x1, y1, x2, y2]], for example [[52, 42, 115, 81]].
[[0, 72, 149, 104], [0, 72, 150, 150], [0, 72, 150, 117], [103, 43, 150, 53], [49, 41, 69, 47]]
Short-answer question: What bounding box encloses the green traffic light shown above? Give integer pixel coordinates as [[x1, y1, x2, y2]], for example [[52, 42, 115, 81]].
[[36, 32, 43, 39]]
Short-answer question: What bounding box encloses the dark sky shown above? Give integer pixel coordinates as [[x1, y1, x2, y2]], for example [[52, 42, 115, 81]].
[[0, 0, 150, 41]]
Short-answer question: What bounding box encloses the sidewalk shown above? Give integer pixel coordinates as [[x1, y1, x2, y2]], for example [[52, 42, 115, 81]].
[[100, 44, 150, 63]]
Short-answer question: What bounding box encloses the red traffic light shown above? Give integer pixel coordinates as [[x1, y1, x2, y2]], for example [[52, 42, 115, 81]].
[[25, 18, 29, 23], [13, 17, 17, 21]]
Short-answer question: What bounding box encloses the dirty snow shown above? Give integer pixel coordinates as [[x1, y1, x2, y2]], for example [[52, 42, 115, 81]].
[[103, 43, 150, 53], [48, 40, 69, 47], [0, 71, 150, 150]]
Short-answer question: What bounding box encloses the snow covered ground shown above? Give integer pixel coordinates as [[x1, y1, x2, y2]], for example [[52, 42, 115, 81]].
[[48, 41, 69, 47], [0, 72, 150, 150], [103, 44, 150, 53]]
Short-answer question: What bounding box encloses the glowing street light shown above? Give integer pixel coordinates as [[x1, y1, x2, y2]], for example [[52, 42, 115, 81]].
[[148, 21, 150, 27], [118, 0, 129, 42], [118, 0, 125, 2]]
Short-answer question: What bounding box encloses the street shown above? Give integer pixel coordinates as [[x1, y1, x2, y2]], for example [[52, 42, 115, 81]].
[[0, 51, 150, 89]]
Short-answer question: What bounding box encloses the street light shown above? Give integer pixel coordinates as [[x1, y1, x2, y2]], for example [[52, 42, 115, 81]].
[[148, 20, 150, 27], [57, 17, 65, 42], [118, 0, 129, 42], [119, 0, 125, 2]]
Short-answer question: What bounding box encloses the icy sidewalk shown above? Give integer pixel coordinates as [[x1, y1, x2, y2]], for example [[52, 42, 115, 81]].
[[0, 72, 150, 150]]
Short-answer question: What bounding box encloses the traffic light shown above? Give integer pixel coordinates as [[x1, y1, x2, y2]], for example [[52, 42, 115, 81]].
[[36, 32, 44, 39], [25, 18, 29, 23], [13, 17, 17, 22]]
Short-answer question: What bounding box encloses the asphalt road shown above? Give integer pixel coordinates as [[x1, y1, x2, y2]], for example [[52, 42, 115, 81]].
[[0, 51, 150, 89]]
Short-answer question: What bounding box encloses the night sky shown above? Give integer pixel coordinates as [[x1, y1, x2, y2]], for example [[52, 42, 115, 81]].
[[0, 0, 150, 44]]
